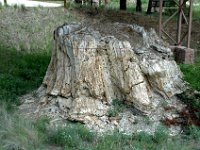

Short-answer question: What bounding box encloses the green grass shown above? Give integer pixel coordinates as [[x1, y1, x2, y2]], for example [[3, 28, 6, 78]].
[[0, 4, 200, 149], [0, 45, 50, 109], [0, 39, 199, 150], [48, 122, 95, 149], [0, 106, 46, 150], [179, 57, 200, 109], [47, 124, 198, 150], [0, 43, 200, 150], [180, 58, 200, 91], [0, 108, 199, 150], [0, 7, 76, 52]]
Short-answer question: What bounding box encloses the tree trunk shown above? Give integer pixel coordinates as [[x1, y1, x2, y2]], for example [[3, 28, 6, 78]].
[[64, 0, 67, 8], [20, 23, 185, 134], [4, 0, 7, 6], [120, 0, 126, 10], [136, 0, 142, 12], [146, 0, 153, 14]]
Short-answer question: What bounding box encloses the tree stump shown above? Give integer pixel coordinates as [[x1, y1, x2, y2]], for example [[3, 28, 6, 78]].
[[20, 23, 186, 134]]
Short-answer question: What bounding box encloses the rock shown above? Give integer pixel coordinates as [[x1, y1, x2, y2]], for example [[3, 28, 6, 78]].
[[20, 22, 186, 134]]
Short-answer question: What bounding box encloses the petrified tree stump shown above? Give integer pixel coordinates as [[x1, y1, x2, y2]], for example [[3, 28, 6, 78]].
[[21, 23, 186, 134]]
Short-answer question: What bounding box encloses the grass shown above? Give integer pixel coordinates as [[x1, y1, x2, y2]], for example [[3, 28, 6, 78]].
[[0, 7, 76, 52], [0, 108, 199, 150], [47, 122, 95, 149], [179, 57, 200, 109], [0, 3, 200, 150], [0, 45, 50, 109], [180, 58, 200, 91], [0, 106, 46, 150], [0, 45, 199, 149]]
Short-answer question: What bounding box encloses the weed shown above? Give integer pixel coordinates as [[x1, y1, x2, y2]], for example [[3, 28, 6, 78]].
[[153, 125, 168, 143], [180, 58, 200, 91], [48, 122, 94, 148], [0, 106, 45, 150], [107, 99, 127, 117], [179, 58, 200, 110], [96, 131, 133, 150], [184, 125, 200, 140], [34, 116, 50, 133]]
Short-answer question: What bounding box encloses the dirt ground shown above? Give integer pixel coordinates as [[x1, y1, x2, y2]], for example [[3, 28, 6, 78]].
[[72, 8, 200, 50]]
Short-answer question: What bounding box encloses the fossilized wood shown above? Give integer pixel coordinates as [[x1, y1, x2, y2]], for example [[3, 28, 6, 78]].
[[20, 23, 186, 134]]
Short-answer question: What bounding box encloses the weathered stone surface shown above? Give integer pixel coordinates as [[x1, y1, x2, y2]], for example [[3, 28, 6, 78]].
[[20, 23, 186, 134]]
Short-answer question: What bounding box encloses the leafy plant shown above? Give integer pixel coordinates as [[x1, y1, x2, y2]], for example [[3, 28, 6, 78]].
[[48, 122, 94, 148]]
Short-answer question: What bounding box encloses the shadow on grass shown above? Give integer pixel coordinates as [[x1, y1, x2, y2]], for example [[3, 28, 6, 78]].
[[0, 45, 51, 110]]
